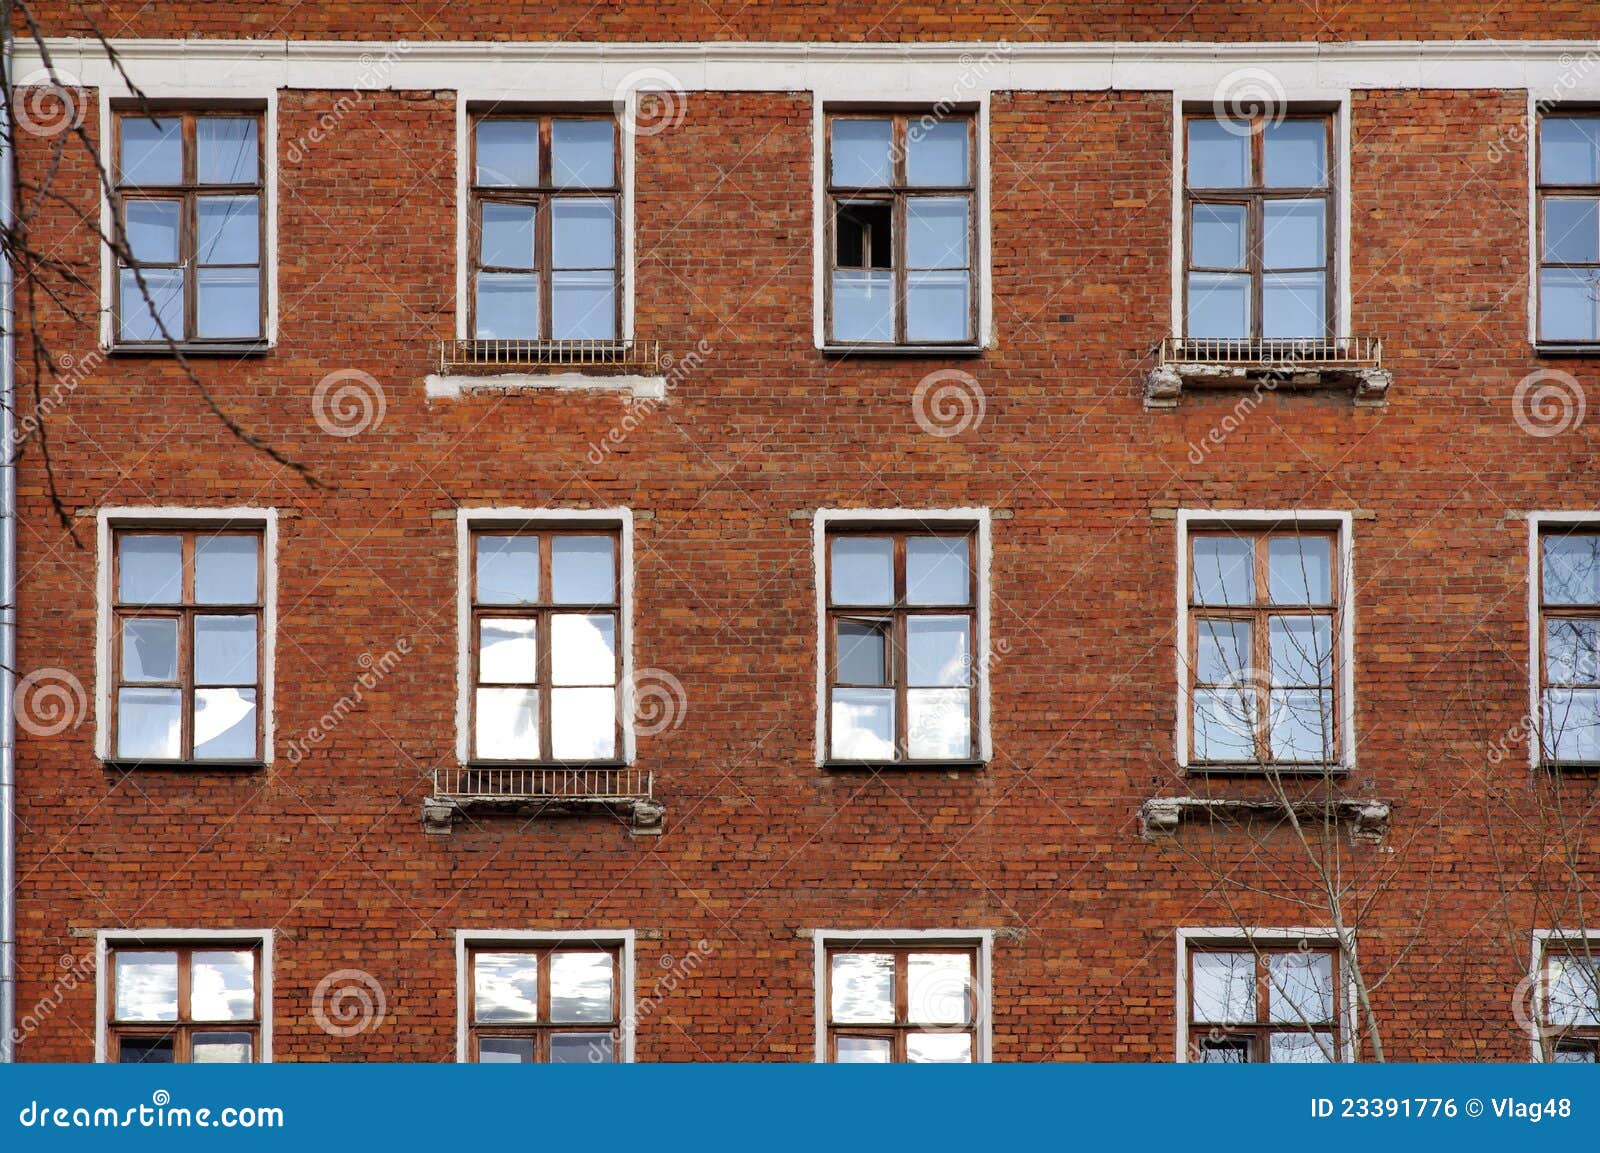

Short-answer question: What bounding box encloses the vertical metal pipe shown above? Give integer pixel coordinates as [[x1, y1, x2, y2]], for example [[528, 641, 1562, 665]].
[[0, 9, 19, 1063]]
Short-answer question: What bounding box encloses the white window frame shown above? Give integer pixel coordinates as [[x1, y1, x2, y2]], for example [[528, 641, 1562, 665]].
[[1175, 926, 1356, 1063], [811, 928, 993, 1063], [454, 506, 636, 765], [454, 928, 636, 1063], [94, 927, 274, 1063], [1528, 928, 1600, 1062], [94, 506, 280, 763], [812, 507, 992, 766], [1168, 92, 1352, 341], [1526, 511, 1600, 769], [1175, 508, 1356, 771]]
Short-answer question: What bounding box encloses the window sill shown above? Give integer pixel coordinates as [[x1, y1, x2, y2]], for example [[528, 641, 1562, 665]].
[[1533, 342, 1600, 357], [820, 343, 985, 358], [103, 758, 266, 772], [108, 340, 272, 358], [822, 758, 987, 771]]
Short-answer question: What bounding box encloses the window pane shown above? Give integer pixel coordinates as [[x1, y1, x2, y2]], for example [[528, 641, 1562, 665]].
[[115, 951, 179, 1021], [196, 268, 261, 339], [906, 1033, 973, 1063], [907, 687, 971, 759], [832, 270, 895, 342], [1545, 198, 1600, 264], [906, 537, 969, 606], [119, 117, 181, 185], [1269, 616, 1333, 687], [830, 952, 894, 1023], [551, 120, 615, 187], [118, 1037, 174, 1063], [191, 951, 255, 1021], [551, 614, 616, 685], [122, 618, 178, 683], [195, 535, 258, 604], [906, 271, 970, 342], [831, 537, 893, 605], [475, 120, 539, 186], [475, 273, 539, 339], [835, 1036, 892, 1063], [1269, 951, 1334, 1024], [835, 620, 887, 685], [908, 119, 968, 185], [1268, 535, 1332, 604], [1270, 1032, 1333, 1062], [551, 271, 618, 340], [551, 1033, 614, 1063], [1198, 1039, 1250, 1063], [477, 535, 539, 605], [1195, 619, 1251, 684], [831, 688, 894, 759], [1544, 534, 1600, 605], [908, 953, 971, 1025], [907, 198, 967, 269], [1543, 688, 1600, 761], [191, 1032, 253, 1063], [1190, 202, 1245, 269], [1191, 951, 1255, 1023], [1554, 1047, 1597, 1063], [1193, 689, 1257, 761], [474, 687, 539, 759], [1191, 537, 1254, 605], [552, 536, 615, 603], [1540, 267, 1600, 341], [550, 952, 614, 1022], [1264, 120, 1326, 188], [1263, 272, 1326, 338], [1546, 618, 1600, 686], [195, 615, 257, 685], [479, 202, 535, 268], [1263, 199, 1325, 269], [478, 1037, 535, 1063], [193, 688, 257, 759], [1541, 117, 1600, 185], [474, 953, 538, 1023], [479, 618, 536, 684], [1267, 688, 1334, 761], [552, 688, 617, 759], [1187, 272, 1251, 339], [552, 199, 616, 269], [197, 117, 258, 184], [117, 687, 181, 759], [907, 617, 969, 687], [119, 267, 185, 342], [1547, 955, 1600, 1027], [831, 119, 893, 186], [1187, 120, 1249, 188], [125, 200, 180, 263], [120, 536, 182, 603], [197, 196, 259, 264]]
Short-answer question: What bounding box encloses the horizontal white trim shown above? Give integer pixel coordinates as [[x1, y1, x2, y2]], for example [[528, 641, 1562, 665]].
[[95, 928, 274, 1063], [425, 373, 665, 400], [453, 929, 637, 1063]]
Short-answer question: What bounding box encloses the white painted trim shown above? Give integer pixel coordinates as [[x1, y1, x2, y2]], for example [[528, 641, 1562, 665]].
[[425, 372, 665, 400], [453, 928, 637, 1063], [453, 507, 636, 764], [811, 928, 994, 1063], [1528, 928, 1600, 1062], [1174, 926, 1357, 1063], [1174, 509, 1355, 770], [94, 506, 279, 763], [94, 928, 274, 1063], [1527, 91, 1540, 348], [811, 507, 993, 766], [1524, 512, 1600, 769]]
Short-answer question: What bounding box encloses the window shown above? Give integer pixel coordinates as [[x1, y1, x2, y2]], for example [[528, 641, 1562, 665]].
[[106, 942, 262, 1063], [1537, 528, 1600, 764], [469, 112, 620, 341], [1183, 111, 1333, 341], [824, 525, 977, 763], [1188, 527, 1340, 767], [113, 108, 264, 345], [1538, 941, 1600, 1062], [823, 943, 979, 1063], [111, 526, 263, 763], [1186, 943, 1339, 1063], [825, 112, 976, 346], [469, 526, 621, 762], [466, 944, 621, 1063], [1537, 113, 1600, 344]]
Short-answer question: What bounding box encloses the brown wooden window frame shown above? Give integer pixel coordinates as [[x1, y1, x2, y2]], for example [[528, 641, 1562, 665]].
[[1536, 109, 1600, 346], [1536, 527, 1600, 768], [110, 525, 265, 765], [1541, 941, 1600, 1062], [467, 108, 623, 343], [1182, 107, 1336, 343], [824, 942, 980, 1063], [1187, 526, 1342, 769], [111, 104, 267, 348], [469, 525, 624, 765], [824, 109, 979, 348], [466, 943, 623, 1064], [106, 941, 263, 1064], [824, 524, 980, 766], [1186, 943, 1341, 1064]]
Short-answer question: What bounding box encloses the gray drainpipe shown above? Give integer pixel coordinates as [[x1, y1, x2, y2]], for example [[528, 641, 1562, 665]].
[[0, 14, 19, 1063]]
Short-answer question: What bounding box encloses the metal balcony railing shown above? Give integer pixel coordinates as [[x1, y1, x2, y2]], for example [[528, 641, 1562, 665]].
[[432, 765, 654, 803], [1157, 335, 1382, 370], [436, 338, 661, 373]]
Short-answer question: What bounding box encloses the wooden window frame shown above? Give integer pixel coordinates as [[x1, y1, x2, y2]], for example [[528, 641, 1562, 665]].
[[1537, 527, 1600, 768], [1187, 527, 1341, 769], [107, 942, 262, 1064], [823, 943, 979, 1063], [466, 944, 622, 1063], [1182, 108, 1336, 342], [823, 525, 979, 765], [1186, 944, 1340, 1064], [467, 109, 623, 342], [110, 526, 265, 765], [111, 105, 266, 347], [1536, 110, 1600, 346], [469, 525, 623, 765], [824, 110, 978, 348], [1540, 941, 1600, 1061]]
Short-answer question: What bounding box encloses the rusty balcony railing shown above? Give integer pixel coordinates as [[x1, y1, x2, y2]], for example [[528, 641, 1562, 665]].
[[436, 338, 661, 373], [431, 764, 654, 803], [1156, 335, 1382, 370]]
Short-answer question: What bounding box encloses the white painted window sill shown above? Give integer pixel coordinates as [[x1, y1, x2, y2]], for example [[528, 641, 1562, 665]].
[[425, 372, 667, 401]]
